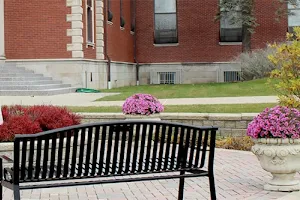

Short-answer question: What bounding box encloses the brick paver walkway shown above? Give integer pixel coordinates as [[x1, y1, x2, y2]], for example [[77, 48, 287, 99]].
[[2, 149, 295, 200]]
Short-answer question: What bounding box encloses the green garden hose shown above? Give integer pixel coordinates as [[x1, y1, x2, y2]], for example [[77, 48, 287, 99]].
[[76, 88, 101, 93]]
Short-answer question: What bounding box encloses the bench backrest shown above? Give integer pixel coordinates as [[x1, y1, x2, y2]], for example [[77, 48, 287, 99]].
[[13, 120, 218, 184]]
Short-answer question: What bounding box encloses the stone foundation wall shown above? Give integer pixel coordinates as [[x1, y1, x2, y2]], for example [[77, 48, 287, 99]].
[[139, 62, 241, 84], [81, 113, 257, 137]]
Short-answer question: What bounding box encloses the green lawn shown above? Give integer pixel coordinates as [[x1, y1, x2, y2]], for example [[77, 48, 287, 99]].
[[97, 78, 277, 101], [69, 103, 277, 113]]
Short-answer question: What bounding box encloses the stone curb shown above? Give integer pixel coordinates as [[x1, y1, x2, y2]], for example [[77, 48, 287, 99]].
[[79, 112, 258, 120]]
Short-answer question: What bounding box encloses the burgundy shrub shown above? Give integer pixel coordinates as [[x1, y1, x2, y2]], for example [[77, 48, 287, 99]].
[[0, 105, 81, 142]]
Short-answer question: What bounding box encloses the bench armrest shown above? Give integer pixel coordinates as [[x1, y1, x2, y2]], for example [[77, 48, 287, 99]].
[[1, 155, 13, 163], [3, 167, 14, 182]]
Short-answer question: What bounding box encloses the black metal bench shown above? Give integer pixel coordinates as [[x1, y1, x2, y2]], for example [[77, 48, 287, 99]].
[[0, 120, 218, 200]]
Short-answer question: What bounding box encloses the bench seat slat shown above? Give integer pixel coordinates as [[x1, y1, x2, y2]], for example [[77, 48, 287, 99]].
[[34, 138, 42, 179], [56, 133, 65, 178], [170, 126, 179, 168], [77, 128, 86, 176], [117, 125, 127, 174], [91, 126, 100, 176], [104, 126, 114, 175], [124, 124, 134, 173], [70, 129, 79, 177], [9, 156, 185, 183], [97, 125, 107, 175], [131, 124, 141, 173]]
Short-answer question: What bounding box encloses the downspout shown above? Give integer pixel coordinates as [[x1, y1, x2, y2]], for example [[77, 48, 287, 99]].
[[104, 0, 112, 89], [133, 0, 139, 86]]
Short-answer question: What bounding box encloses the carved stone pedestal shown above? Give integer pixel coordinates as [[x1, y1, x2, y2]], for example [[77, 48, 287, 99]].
[[252, 138, 300, 192]]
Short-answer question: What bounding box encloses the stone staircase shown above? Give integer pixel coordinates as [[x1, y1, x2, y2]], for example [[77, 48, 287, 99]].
[[0, 63, 77, 96]]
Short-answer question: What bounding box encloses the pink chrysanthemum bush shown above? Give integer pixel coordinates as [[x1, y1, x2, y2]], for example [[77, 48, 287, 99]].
[[247, 106, 300, 139], [122, 94, 164, 115]]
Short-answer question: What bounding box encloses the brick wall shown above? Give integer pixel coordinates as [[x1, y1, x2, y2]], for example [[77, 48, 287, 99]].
[[106, 0, 134, 62], [83, 0, 97, 59], [251, 0, 287, 49], [4, 0, 71, 59], [135, 0, 287, 63]]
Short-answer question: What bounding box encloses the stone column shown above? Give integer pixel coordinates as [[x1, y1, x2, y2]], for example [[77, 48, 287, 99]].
[[0, 0, 5, 61], [95, 0, 104, 60], [66, 0, 84, 58]]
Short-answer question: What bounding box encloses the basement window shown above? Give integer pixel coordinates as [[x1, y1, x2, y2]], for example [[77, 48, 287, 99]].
[[159, 72, 176, 84]]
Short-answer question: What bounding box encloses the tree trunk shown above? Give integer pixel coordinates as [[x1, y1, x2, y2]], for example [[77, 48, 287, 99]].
[[242, 25, 252, 52]]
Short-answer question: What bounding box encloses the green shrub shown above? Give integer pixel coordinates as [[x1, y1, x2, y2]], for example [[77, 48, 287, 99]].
[[216, 136, 254, 151], [268, 27, 300, 108], [234, 46, 276, 81]]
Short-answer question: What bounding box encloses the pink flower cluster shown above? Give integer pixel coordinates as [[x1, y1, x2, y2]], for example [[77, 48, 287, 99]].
[[122, 94, 164, 115], [247, 106, 300, 139]]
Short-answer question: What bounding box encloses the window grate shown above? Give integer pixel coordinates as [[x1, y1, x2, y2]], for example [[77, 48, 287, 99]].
[[224, 71, 241, 82], [158, 72, 176, 84]]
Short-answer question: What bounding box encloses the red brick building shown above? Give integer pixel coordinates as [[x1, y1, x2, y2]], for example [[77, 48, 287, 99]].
[[0, 0, 298, 90]]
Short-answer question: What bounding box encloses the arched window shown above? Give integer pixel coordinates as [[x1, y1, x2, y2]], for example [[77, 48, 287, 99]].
[[86, 0, 94, 44]]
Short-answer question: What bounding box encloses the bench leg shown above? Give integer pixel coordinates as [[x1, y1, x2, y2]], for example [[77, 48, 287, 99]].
[[178, 171, 185, 200], [13, 186, 20, 200], [209, 174, 216, 200]]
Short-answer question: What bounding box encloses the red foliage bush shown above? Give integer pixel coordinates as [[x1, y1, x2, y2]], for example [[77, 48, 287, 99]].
[[0, 105, 81, 142]]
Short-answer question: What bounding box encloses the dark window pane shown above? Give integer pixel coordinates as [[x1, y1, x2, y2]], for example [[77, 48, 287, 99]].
[[220, 28, 242, 42], [220, 11, 242, 29], [87, 8, 93, 42], [87, 0, 92, 7], [155, 13, 176, 30], [155, 0, 176, 13], [154, 29, 177, 44], [220, 10, 242, 42]]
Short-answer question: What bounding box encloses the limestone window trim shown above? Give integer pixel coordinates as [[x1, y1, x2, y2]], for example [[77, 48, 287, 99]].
[[153, 43, 179, 47], [218, 42, 242, 46]]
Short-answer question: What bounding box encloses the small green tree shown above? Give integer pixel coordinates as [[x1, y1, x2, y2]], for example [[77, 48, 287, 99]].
[[268, 27, 300, 108]]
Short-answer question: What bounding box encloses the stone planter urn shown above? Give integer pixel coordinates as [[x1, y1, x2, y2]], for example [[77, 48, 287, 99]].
[[252, 138, 300, 191]]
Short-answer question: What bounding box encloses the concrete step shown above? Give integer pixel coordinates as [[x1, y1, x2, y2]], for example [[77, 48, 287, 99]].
[[0, 87, 77, 96], [0, 73, 43, 77], [0, 80, 62, 86], [0, 84, 72, 90], [0, 69, 34, 73], [0, 77, 52, 81], [0, 66, 25, 70], [0, 64, 75, 96]]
